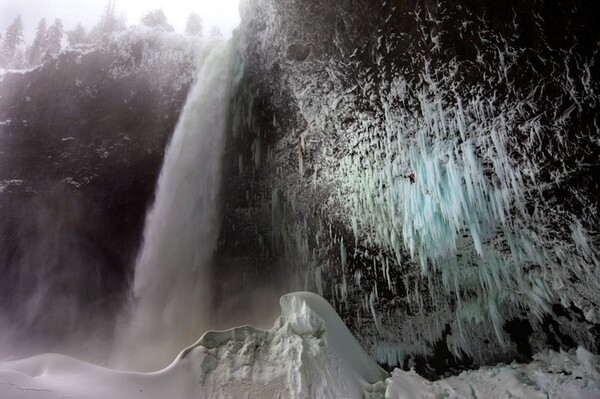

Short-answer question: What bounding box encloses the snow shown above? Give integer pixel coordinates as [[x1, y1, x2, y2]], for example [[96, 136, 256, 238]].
[[280, 292, 388, 384], [386, 347, 600, 399], [105, 26, 209, 91], [0, 179, 25, 193], [0, 66, 40, 81], [60, 177, 81, 188], [0, 292, 598, 399], [0, 292, 385, 399]]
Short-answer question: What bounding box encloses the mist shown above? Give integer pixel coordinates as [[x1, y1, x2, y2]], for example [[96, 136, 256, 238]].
[[0, 0, 288, 371], [0, 0, 242, 368], [0, 188, 126, 363], [0, 0, 241, 43]]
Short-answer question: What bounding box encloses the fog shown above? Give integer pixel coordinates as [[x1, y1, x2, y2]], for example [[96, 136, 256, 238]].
[[0, 0, 280, 371], [0, 0, 291, 373], [0, 0, 241, 42]]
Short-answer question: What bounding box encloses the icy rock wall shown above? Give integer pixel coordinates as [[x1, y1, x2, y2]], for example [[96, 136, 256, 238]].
[[225, 0, 600, 373]]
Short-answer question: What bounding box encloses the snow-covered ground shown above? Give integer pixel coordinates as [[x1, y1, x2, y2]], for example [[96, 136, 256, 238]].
[[0, 292, 598, 399], [387, 347, 600, 399]]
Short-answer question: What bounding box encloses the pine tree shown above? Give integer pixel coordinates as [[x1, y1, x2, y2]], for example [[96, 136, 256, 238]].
[[10, 48, 26, 69], [100, 0, 118, 34], [89, 0, 124, 42], [208, 26, 223, 38], [26, 18, 47, 66], [67, 24, 87, 47], [141, 9, 174, 32], [185, 12, 203, 37], [1, 15, 24, 67], [44, 18, 64, 56]]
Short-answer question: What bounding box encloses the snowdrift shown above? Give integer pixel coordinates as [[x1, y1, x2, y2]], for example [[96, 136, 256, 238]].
[[0, 292, 599, 399], [0, 292, 386, 398]]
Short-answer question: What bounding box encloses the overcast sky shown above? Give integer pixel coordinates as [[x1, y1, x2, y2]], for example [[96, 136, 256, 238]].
[[0, 0, 241, 43]]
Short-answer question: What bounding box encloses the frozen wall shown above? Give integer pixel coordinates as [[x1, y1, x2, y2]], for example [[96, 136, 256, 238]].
[[225, 0, 600, 374]]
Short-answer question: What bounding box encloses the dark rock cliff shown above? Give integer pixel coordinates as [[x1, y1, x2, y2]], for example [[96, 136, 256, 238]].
[[223, 0, 600, 377], [0, 29, 198, 359]]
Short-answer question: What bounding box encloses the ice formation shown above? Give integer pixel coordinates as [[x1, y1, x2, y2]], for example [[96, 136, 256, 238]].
[[332, 27, 600, 359], [241, 3, 600, 363]]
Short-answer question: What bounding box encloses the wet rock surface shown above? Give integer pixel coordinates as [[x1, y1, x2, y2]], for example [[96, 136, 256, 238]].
[[0, 36, 195, 359]]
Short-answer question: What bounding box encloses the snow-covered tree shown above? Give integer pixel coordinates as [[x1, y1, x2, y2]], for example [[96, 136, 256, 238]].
[[1, 15, 24, 67], [44, 18, 64, 57], [26, 18, 47, 65], [208, 26, 223, 38], [89, 0, 125, 41], [10, 48, 26, 68], [67, 24, 87, 47], [184, 12, 203, 37], [141, 9, 174, 32]]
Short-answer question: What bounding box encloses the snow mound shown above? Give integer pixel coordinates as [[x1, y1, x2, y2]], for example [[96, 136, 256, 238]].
[[176, 291, 387, 398], [0, 292, 386, 399], [1, 292, 598, 398], [279, 291, 387, 384], [387, 346, 600, 399]]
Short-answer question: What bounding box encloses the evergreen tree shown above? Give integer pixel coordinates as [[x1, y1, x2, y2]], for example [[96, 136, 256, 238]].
[[90, 0, 124, 42], [1, 15, 24, 67], [44, 18, 64, 56], [184, 12, 203, 37], [26, 18, 47, 65], [118, 11, 127, 31], [100, 0, 118, 34], [10, 48, 26, 69], [141, 9, 174, 32], [67, 24, 87, 47], [208, 26, 223, 38]]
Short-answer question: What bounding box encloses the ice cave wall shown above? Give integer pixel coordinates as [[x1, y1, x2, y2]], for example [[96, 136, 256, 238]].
[[222, 0, 600, 375]]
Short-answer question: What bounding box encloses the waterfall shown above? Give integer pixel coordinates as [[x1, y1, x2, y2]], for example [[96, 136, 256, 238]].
[[113, 38, 236, 371]]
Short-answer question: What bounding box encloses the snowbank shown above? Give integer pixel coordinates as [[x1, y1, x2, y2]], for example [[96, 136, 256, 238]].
[[0, 292, 386, 398], [0, 292, 598, 398], [387, 346, 600, 399]]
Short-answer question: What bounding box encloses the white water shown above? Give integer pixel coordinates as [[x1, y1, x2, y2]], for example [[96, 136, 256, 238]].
[[113, 39, 236, 371]]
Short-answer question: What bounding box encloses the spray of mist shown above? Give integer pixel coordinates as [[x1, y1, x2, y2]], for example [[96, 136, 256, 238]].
[[112, 38, 236, 371]]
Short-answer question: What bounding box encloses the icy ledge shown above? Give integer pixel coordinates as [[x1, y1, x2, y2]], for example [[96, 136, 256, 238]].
[[0, 292, 599, 398]]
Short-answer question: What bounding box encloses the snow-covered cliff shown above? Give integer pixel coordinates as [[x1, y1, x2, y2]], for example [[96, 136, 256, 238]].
[[224, 0, 600, 375]]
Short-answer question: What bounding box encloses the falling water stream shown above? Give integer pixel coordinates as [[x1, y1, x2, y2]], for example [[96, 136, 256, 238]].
[[113, 38, 236, 371]]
